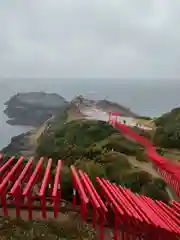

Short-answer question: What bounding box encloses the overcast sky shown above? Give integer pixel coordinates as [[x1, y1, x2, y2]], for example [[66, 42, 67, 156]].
[[0, 0, 180, 81]]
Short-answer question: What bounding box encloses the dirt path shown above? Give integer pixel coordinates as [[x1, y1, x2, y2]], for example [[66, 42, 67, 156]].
[[128, 156, 160, 178], [29, 125, 46, 145], [29, 116, 54, 145]]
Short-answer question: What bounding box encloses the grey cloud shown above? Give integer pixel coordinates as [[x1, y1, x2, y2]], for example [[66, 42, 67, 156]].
[[0, 0, 180, 79]]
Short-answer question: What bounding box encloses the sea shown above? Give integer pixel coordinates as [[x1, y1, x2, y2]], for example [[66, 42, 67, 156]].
[[0, 78, 180, 150]]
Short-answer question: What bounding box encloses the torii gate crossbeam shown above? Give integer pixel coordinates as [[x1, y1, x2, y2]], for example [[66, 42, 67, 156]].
[[0, 153, 178, 239]]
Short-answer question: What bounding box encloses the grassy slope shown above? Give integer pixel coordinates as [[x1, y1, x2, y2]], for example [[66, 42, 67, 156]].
[[22, 104, 180, 201], [36, 110, 170, 202], [2, 102, 180, 239], [153, 108, 180, 162], [16, 103, 180, 202]]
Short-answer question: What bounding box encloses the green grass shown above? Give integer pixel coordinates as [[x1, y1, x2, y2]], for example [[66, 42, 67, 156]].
[[36, 118, 170, 202]]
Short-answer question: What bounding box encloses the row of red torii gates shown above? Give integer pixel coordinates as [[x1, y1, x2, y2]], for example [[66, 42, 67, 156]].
[[0, 112, 179, 239]]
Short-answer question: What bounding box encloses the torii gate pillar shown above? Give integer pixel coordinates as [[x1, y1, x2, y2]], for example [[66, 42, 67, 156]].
[[108, 112, 120, 123]]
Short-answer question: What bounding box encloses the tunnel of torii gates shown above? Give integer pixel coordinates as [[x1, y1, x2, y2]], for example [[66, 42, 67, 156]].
[[0, 112, 179, 239]]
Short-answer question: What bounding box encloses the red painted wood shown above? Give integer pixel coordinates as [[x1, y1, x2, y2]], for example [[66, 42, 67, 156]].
[[0, 111, 179, 238]]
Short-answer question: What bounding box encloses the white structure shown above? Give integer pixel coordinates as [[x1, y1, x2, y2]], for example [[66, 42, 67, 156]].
[[81, 107, 152, 131]]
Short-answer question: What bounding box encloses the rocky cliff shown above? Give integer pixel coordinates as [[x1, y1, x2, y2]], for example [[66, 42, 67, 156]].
[[71, 95, 138, 117], [4, 92, 69, 126]]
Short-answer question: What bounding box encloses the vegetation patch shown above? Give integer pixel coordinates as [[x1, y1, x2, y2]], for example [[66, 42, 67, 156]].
[[0, 216, 96, 239], [154, 107, 180, 148], [36, 118, 170, 202]]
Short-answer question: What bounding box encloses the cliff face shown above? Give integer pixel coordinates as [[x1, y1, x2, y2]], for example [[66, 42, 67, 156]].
[[4, 92, 69, 126], [2, 131, 32, 156], [71, 95, 138, 117], [96, 100, 138, 117]]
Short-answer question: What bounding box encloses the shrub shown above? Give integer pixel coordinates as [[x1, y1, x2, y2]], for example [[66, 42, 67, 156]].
[[61, 166, 73, 201], [136, 148, 147, 162], [103, 137, 139, 155], [37, 119, 120, 163], [74, 160, 107, 184], [101, 152, 131, 184], [153, 108, 180, 148], [120, 171, 152, 192], [152, 178, 167, 189], [36, 116, 169, 203], [156, 147, 165, 156], [132, 127, 152, 140], [141, 181, 169, 202], [100, 152, 130, 168]]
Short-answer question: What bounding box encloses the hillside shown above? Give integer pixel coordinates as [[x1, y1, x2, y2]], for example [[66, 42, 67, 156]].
[[152, 107, 180, 163], [3, 100, 180, 203], [36, 117, 170, 202], [96, 99, 138, 117], [2, 94, 142, 156], [153, 107, 180, 148], [3, 93, 179, 203], [2, 95, 180, 239], [71, 95, 139, 117]]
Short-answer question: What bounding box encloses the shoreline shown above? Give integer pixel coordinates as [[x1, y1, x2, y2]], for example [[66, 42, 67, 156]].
[[1, 130, 32, 156], [0, 121, 32, 153], [1, 115, 55, 157]]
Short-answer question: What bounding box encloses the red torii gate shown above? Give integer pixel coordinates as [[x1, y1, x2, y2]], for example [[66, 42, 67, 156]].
[[0, 154, 179, 239], [108, 112, 180, 198], [108, 112, 120, 123]]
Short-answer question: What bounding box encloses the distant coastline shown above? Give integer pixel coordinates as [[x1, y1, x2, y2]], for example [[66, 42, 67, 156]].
[[1, 92, 69, 156], [4, 92, 68, 127]]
